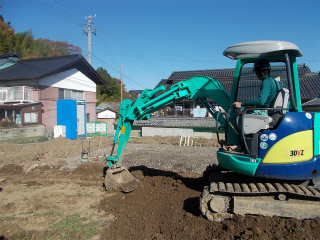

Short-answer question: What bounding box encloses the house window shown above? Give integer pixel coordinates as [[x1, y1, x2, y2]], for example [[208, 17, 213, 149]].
[[4, 108, 16, 122], [58, 88, 64, 99], [24, 112, 38, 124], [76, 91, 83, 100], [0, 88, 7, 101], [58, 88, 84, 101], [0, 86, 33, 102], [11, 87, 23, 100], [65, 89, 72, 99]]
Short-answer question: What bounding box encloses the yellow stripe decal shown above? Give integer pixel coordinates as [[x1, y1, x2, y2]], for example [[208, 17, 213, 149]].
[[262, 130, 313, 164], [121, 126, 126, 135]]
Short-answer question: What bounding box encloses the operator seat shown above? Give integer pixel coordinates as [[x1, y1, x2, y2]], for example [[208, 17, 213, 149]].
[[268, 88, 290, 127], [239, 88, 289, 134]]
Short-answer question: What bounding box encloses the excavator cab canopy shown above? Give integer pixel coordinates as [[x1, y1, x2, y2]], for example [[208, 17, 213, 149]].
[[224, 40, 303, 114], [223, 40, 303, 60]]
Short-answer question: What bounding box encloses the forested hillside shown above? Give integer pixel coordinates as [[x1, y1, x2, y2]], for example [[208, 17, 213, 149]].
[[0, 14, 81, 58]]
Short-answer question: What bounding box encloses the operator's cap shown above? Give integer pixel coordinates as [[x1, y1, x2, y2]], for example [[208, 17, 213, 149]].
[[253, 58, 271, 72]]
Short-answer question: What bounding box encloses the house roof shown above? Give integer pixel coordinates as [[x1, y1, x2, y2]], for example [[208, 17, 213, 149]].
[[154, 64, 319, 101], [133, 117, 216, 129], [0, 52, 20, 59], [302, 97, 320, 106], [113, 117, 217, 128], [166, 64, 311, 81], [0, 101, 41, 108], [97, 108, 118, 114], [0, 52, 20, 69], [96, 102, 121, 112], [299, 74, 320, 99], [0, 54, 106, 85], [129, 90, 143, 95]]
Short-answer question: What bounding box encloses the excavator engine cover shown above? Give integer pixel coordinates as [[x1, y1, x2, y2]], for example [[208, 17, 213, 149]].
[[105, 166, 140, 193]]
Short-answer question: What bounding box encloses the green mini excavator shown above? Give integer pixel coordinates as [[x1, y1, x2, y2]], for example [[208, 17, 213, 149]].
[[104, 41, 320, 221]]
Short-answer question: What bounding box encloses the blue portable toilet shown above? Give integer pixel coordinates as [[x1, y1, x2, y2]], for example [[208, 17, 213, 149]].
[[56, 99, 87, 139]]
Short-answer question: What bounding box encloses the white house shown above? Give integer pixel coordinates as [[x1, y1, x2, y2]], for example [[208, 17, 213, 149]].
[[0, 54, 106, 136]]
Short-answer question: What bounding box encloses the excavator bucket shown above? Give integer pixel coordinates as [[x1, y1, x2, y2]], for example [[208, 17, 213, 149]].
[[105, 166, 140, 193]]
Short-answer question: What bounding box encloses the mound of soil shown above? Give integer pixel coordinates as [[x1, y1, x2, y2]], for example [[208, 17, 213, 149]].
[[0, 136, 319, 239], [98, 168, 320, 240]]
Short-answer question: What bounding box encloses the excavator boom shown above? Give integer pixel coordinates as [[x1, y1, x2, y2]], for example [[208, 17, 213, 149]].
[[107, 76, 233, 169], [104, 76, 237, 192]]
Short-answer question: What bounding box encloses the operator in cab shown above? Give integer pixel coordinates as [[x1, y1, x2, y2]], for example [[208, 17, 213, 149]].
[[233, 58, 280, 115]]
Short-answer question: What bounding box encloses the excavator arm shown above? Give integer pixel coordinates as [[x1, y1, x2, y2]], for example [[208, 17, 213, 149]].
[[107, 75, 233, 169]]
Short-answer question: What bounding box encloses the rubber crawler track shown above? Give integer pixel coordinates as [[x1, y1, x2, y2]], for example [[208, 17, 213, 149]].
[[200, 165, 320, 221]]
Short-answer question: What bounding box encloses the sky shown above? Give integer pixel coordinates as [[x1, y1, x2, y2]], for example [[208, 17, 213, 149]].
[[1, 0, 320, 91]]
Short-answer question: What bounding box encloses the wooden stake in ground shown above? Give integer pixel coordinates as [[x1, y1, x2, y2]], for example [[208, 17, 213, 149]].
[[121, 63, 123, 102], [96, 134, 102, 160]]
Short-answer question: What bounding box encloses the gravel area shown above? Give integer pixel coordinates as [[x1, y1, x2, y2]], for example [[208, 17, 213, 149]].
[[120, 144, 219, 174], [62, 143, 219, 174]]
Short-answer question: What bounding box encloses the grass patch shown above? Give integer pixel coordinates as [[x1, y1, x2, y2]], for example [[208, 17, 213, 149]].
[[34, 210, 63, 217], [42, 213, 101, 239], [0, 216, 16, 222], [294, 227, 305, 232], [3, 202, 15, 210]]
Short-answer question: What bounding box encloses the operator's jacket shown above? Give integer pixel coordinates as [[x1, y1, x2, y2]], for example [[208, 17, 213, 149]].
[[241, 76, 280, 109]]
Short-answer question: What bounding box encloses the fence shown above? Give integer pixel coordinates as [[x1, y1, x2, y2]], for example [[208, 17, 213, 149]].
[[87, 121, 107, 137]]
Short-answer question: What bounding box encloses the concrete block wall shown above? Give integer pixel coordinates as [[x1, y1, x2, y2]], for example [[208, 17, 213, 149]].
[[0, 125, 47, 142], [140, 127, 223, 139], [142, 127, 194, 138]]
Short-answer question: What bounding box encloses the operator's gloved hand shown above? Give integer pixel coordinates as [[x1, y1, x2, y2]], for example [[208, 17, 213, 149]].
[[233, 102, 242, 109], [233, 102, 243, 116]]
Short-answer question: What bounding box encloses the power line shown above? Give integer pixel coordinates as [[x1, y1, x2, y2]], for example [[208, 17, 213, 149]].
[[95, 20, 167, 77], [18, 1, 168, 89], [68, 0, 90, 16], [66, 0, 168, 77], [91, 54, 147, 90], [22, 0, 167, 83], [90, 48, 234, 64], [24, 0, 81, 25]]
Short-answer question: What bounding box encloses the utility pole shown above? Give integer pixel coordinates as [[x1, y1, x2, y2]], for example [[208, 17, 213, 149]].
[[121, 64, 123, 102], [82, 15, 98, 64]]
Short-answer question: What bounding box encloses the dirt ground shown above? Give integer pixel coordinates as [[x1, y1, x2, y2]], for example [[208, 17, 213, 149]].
[[0, 135, 319, 239]]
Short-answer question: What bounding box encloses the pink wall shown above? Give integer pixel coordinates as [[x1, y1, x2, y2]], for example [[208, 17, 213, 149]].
[[32, 89, 40, 101], [39, 86, 59, 132], [85, 92, 97, 122], [85, 91, 96, 102], [34, 87, 97, 133]]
